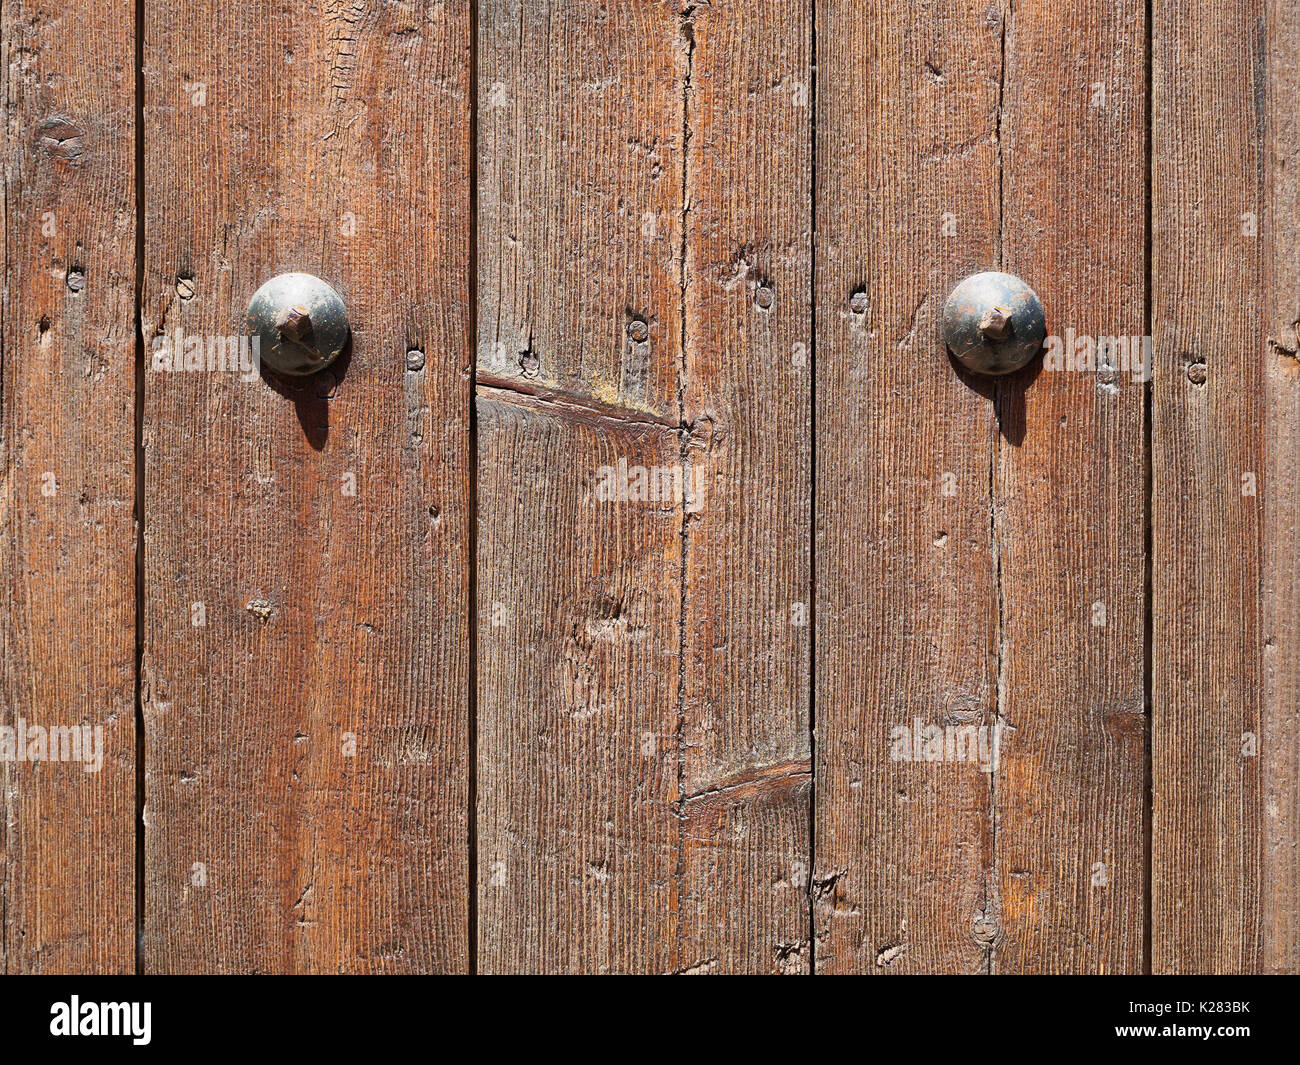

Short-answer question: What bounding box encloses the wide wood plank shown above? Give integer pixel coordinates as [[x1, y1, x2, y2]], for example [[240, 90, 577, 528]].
[[0, 0, 137, 973], [477, 0, 811, 972], [1151, 0, 1264, 973], [140, 0, 471, 972], [816, 0, 1146, 973], [815, 0, 1001, 974], [992, 0, 1147, 973]]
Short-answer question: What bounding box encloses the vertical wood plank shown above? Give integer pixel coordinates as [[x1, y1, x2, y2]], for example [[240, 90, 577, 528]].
[[816, 0, 1146, 973], [678, 0, 812, 974], [1263, 0, 1300, 975], [992, 0, 1146, 973], [815, 0, 1000, 974], [0, 0, 137, 973], [141, 0, 471, 972], [476, 393, 682, 973], [1152, 0, 1265, 973], [477, 0, 684, 976], [478, 0, 811, 972], [477, 0, 682, 418]]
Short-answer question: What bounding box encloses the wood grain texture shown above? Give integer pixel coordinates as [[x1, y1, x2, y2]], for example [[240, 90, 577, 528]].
[[140, 0, 471, 972], [475, 392, 681, 973], [992, 0, 1146, 974], [815, 0, 1001, 974], [0, 0, 137, 973], [1151, 0, 1265, 973], [816, 0, 1146, 973], [477, 0, 682, 419], [0, 0, 1289, 976], [1263, 0, 1300, 975], [477, 0, 811, 972], [476, 0, 684, 975], [678, 0, 812, 973]]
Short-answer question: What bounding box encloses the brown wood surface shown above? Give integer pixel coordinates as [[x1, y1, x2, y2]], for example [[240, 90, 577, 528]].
[[476, 0, 686, 976], [1, 0, 1295, 976], [814, 0, 1001, 974], [0, 0, 138, 973], [476, 391, 682, 972], [477, 0, 811, 973], [1151, 0, 1264, 973], [815, 0, 1146, 973], [992, 0, 1146, 973], [139, 0, 471, 972], [679, 0, 812, 974], [1263, 0, 1300, 975]]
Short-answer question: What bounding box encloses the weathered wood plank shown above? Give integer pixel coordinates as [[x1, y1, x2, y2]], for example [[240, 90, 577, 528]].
[[140, 0, 471, 972], [814, 0, 1001, 974], [477, 0, 811, 972], [1263, 0, 1300, 975], [677, 0, 812, 973], [475, 392, 681, 973], [476, 0, 684, 975], [991, 0, 1147, 973], [477, 0, 682, 419], [1151, 0, 1265, 974], [0, 0, 137, 973], [816, 0, 1146, 973]]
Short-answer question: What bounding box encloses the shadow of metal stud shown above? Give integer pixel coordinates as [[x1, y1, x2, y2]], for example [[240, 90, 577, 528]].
[[941, 271, 1046, 376], [247, 272, 349, 376]]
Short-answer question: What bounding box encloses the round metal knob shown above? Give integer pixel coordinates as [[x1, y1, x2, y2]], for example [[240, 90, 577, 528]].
[[246, 272, 349, 376], [941, 271, 1045, 376]]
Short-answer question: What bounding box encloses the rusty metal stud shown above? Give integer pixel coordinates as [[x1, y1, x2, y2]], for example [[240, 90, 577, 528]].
[[246, 272, 349, 376], [940, 271, 1046, 376]]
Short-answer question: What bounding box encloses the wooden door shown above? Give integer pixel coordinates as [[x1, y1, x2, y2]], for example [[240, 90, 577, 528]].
[[0, 0, 1295, 974]]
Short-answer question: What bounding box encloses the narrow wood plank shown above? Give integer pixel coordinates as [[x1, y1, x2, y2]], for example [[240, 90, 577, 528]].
[[478, 0, 811, 972], [678, 0, 812, 973], [1263, 0, 1300, 975], [141, 0, 471, 972], [992, 0, 1147, 973], [476, 0, 683, 975], [815, 0, 1001, 974], [0, 0, 137, 973], [1151, 0, 1265, 974]]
